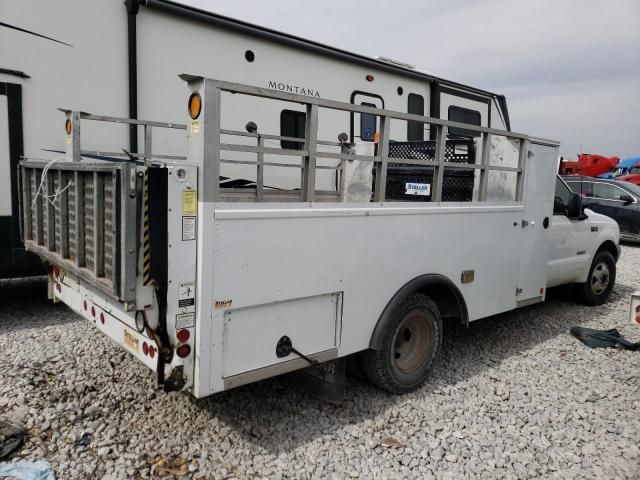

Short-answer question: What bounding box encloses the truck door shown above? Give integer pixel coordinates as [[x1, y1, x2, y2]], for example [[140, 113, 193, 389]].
[[516, 141, 558, 304], [351, 92, 384, 156]]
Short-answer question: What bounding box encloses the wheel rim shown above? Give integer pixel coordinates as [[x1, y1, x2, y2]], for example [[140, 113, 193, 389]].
[[591, 262, 610, 295], [392, 312, 430, 374]]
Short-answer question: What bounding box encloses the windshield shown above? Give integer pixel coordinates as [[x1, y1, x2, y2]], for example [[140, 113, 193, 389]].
[[629, 166, 640, 174]]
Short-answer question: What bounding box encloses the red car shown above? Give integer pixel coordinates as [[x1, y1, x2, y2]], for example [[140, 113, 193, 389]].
[[617, 162, 640, 185]]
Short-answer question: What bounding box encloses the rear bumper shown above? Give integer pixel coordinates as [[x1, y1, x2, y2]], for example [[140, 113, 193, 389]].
[[53, 269, 192, 392], [54, 271, 160, 372]]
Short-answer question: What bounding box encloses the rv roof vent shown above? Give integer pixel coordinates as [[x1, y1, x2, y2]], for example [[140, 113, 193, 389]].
[[375, 56, 415, 70]]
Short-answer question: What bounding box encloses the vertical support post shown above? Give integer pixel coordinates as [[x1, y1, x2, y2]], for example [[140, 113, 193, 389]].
[[93, 172, 104, 277], [183, 76, 222, 395], [373, 115, 390, 202], [59, 170, 69, 258], [22, 167, 32, 241], [431, 124, 447, 202], [121, 165, 137, 301], [45, 170, 55, 251], [478, 132, 492, 201], [144, 125, 152, 164], [302, 104, 318, 202], [256, 135, 264, 202], [34, 169, 43, 245], [516, 138, 528, 201], [74, 171, 85, 267], [65, 111, 81, 162], [202, 80, 221, 203]]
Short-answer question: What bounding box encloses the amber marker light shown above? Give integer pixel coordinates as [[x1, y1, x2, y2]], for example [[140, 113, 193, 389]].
[[188, 92, 202, 119]]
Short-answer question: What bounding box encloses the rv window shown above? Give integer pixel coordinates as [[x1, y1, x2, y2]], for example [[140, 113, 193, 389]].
[[448, 106, 481, 138], [360, 102, 377, 142], [407, 93, 425, 141], [280, 110, 306, 150]]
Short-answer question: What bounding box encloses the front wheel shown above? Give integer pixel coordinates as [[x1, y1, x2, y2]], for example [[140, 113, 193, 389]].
[[577, 250, 616, 306], [360, 293, 442, 394]]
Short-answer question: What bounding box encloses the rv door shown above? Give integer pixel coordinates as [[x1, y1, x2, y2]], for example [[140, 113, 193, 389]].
[[351, 92, 383, 156]]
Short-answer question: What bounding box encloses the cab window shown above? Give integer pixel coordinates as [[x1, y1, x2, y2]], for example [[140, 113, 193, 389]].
[[554, 176, 572, 215]]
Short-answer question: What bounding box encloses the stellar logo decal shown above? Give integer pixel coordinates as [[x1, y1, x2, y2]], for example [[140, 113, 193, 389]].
[[214, 299, 233, 310], [268, 81, 321, 97]]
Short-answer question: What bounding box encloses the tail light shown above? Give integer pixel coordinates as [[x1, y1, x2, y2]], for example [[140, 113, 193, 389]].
[[635, 305, 640, 324], [142, 342, 149, 356], [177, 329, 190, 343], [176, 345, 191, 358]]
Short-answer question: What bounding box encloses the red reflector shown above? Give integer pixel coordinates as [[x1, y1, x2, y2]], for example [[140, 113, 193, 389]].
[[83, 300, 87, 311], [56, 283, 61, 292], [636, 305, 640, 313], [636, 315, 640, 325], [100, 312, 105, 324], [142, 342, 149, 356], [149, 346, 156, 359], [52, 266, 59, 277], [176, 344, 191, 358], [177, 329, 190, 343], [91, 306, 96, 317]]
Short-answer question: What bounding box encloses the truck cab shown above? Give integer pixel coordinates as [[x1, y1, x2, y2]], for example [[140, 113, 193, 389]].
[[548, 175, 620, 304]]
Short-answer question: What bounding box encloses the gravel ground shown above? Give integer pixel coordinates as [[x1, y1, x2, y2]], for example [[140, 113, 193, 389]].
[[1, 247, 639, 480]]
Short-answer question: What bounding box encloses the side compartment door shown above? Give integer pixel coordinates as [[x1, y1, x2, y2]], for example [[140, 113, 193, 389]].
[[516, 142, 558, 304]]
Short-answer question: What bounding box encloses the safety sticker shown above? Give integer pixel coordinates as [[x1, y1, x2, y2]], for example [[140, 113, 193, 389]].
[[182, 216, 196, 241], [178, 282, 196, 312], [182, 190, 197, 215], [190, 120, 200, 135], [405, 182, 431, 196], [176, 312, 195, 329]]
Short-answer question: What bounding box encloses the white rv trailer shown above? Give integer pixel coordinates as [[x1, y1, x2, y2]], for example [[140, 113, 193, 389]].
[[19, 75, 620, 396], [1, 0, 511, 278]]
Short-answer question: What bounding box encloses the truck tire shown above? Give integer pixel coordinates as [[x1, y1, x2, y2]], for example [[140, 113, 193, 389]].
[[577, 250, 616, 306], [360, 293, 442, 394]]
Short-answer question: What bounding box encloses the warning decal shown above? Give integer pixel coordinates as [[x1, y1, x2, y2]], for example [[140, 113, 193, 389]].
[[182, 216, 196, 241], [182, 190, 197, 215], [178, 282, 196, 313]]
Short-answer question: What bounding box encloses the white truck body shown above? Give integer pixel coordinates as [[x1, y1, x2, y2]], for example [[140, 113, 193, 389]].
[[19, 76, 619, 397]]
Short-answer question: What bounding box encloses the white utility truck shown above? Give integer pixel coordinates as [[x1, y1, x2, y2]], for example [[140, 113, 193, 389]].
[[19, 76, 619, 396]]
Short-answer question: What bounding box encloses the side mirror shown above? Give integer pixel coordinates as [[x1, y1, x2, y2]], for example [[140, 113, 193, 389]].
[[567, 192, 583, 219], [620, 194, 634, 205]]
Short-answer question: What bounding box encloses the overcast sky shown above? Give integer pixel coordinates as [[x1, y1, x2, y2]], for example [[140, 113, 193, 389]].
[[183, 0, 639, 159]]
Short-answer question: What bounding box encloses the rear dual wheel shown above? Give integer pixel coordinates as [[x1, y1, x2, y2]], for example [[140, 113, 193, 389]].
[[360, 293, 442, 394]]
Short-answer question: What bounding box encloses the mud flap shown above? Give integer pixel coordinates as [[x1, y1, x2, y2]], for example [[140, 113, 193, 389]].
[[289, 358, 345, 404]]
